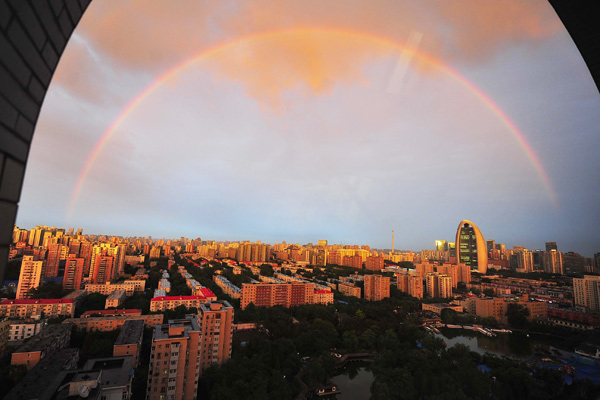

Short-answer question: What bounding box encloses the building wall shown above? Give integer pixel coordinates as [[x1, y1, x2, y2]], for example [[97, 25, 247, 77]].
[[0, 299, 74, 318], [198, 302, 233, 373], [0, 319, 10, 356], [63, 314, 163, 331], [338, 282, 361, 298], [105, 290, 126, 309], [364, 275, 390, 301], [573, 275, 600, 312], [146, 318, 200, 400], [16, 256, 43, 299], [8, 319, 45, 342]]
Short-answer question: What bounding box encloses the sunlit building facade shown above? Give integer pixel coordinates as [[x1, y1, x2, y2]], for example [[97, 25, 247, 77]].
[[455, 220, 488, 273], [16, 256, 43, 299]]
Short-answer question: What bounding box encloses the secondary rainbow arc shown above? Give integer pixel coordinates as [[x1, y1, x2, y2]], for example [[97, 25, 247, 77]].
[[67, 27, 557, 217]]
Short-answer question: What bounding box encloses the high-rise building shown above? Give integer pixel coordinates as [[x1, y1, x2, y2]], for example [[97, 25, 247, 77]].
[[425, 273, 453, 298], [545, 241, 558, 252], [63, 255, 84, 290], [16, 256, 43, 299], [363, 275, 390, 301], [435, 240, 448, 252], [486, 240, 496, 253], [397, 274, 423, 299], [240, 282, 315, 309], [45, 243, 63, 278], [365, 256, 384, 271], [79, 241, 93, 276], [542, 250, 564, 275], [408, 275, 424, 299], [514, 250, 534, 273], [146, 317, 201, 400], [149, 246, 161, 259], [438, 274, 453, 298], [573, 275, 600, 312], [448, 242, 456, 261], [455, 220, 488, 273], [91, 253, 115, 284], [426, 273, 437, 298], [197, 301, 233, 373]]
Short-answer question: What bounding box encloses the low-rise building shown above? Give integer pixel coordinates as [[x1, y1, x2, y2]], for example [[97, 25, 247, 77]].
[[63, 310, 163, 331], [105, 290, 127, 309], [159, 278, 171, 293], [84, 280, 145, 296], [421, 303, 463, 315], [0, 299, 75, 319], [8, 318, 46, 342], [314, 289, 334, 305], [150, 295, 212, 312], [4, 348, 80, 400], [547, 308, 600, 329], [213, 275, 242, 299], [113, 319, 144, 367], [469, 296, 548, 324], [11, 323, 72, 369], [337, 282, 361, 298]]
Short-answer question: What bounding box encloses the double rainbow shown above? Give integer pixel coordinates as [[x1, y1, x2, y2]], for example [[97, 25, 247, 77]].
[[68, 28, 557, 216]]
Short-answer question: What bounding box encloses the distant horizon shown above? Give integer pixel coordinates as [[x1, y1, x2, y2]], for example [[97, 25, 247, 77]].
[[14, 222, 594, 258]]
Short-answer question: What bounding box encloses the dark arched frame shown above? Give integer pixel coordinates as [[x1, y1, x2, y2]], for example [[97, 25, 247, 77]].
[[0, 0, 598, 281]]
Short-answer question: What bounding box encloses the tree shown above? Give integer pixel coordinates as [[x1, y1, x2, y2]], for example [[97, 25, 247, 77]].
[[342, 330, 359, 352], [259, 264, 274, 277], [29, 282, 68, 299], [506, 303, 530, 329], [440, 308, 458, 324], [76, 292, 108, 316]]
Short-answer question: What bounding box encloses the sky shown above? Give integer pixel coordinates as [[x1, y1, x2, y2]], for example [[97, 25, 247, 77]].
[[15, 0, 600, 255]]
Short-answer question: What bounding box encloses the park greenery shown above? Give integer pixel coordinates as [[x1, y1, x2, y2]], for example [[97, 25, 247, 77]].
[[201, 299, 600, 400]]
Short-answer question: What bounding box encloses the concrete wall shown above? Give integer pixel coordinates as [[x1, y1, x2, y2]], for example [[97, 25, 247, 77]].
[[0, 0, 90, 281]]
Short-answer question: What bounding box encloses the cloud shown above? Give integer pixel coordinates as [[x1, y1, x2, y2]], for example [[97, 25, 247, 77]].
[[70, 1, 563, 111], [432, 0, 563, 60]]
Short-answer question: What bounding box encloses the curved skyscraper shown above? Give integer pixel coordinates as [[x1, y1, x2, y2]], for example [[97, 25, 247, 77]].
[[455, 220, 488, 274]]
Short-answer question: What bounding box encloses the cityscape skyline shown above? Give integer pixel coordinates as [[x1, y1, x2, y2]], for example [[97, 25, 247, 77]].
[[12, 222, 594, 259], [14, 1, 600, 257]]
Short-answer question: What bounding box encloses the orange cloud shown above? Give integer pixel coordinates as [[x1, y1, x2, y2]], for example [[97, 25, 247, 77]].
[[78, 0, 561, 70], [68, 1, 563, 109], [432, 0, 563, 60], [203, 30, 394, 110]]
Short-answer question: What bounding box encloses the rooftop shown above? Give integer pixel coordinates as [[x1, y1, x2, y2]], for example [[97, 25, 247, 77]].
[[82, 309, 141, 317], [198, 300, 233, 313], [13, 323, 71, 353], [151, 295, 207, 301], [4, 348, 79, 400], [155, 317, 200, 340], [1, 298, 74, 305], [114, 319, 144, 346]]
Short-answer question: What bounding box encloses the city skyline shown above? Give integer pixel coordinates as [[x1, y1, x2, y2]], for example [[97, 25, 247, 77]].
[[13, 222, 592, 258], [15, 1, 600, 256]]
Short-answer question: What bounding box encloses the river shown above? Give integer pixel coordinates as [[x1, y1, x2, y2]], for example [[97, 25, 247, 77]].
[[435, 327, 558, 360], [326, 328, 598, 399], [329, 363, 374, 400]]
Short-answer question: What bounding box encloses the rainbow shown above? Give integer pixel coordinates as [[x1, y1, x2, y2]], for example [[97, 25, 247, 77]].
[[67, 28, 557, 216]]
